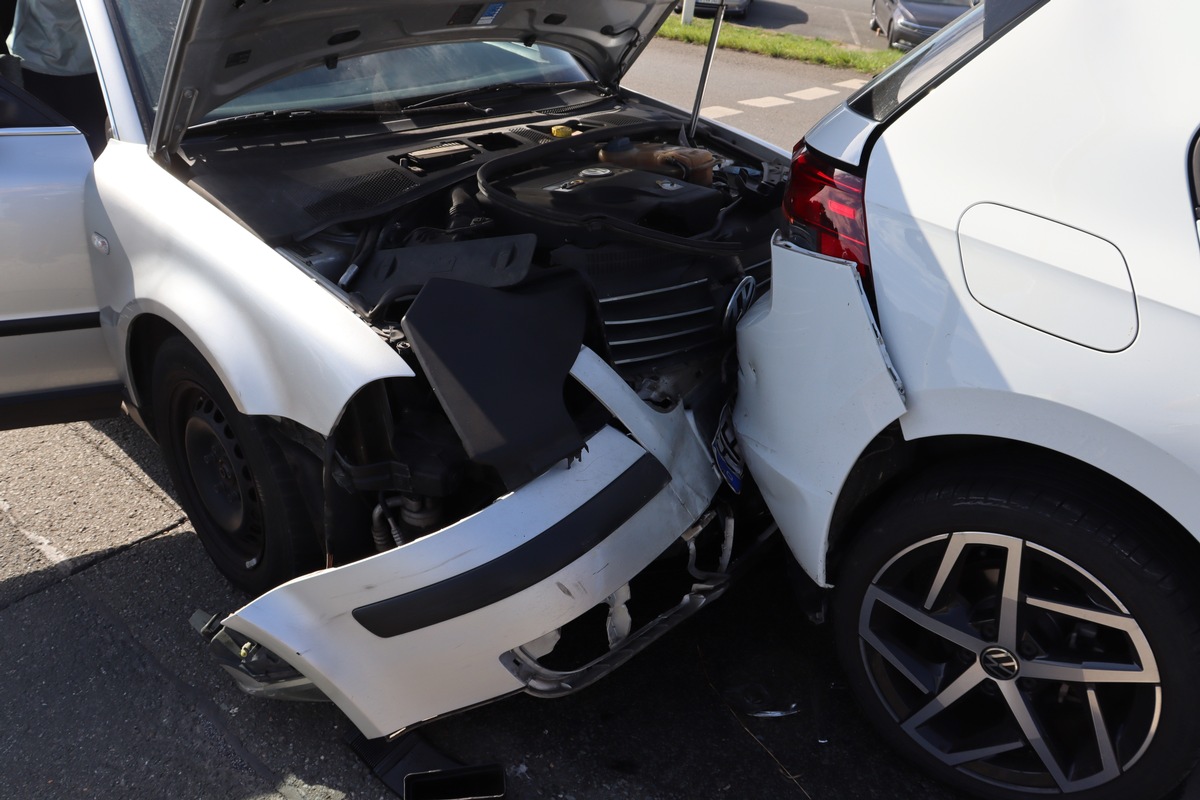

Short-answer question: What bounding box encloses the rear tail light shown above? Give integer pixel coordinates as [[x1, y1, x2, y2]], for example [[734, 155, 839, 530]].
[[782, 141, 871, 282]]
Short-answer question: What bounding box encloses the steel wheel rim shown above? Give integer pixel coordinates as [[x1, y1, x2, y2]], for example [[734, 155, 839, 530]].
[[175, 384, 265, 569], [859, 531, 1161, 793]]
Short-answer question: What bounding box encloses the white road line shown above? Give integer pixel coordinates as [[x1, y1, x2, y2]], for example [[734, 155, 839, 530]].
[[0, 497, 72, 572], [842, 9, 863, 47], [701, 105, 742, 119], [835, 79, 869, 90], [788, 87, 840, 101], [739, 96, 793, 108]]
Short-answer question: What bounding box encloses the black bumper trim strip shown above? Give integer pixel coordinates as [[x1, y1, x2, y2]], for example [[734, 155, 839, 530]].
[[0, 312, 102, 338], [352, 452, 671, 639]]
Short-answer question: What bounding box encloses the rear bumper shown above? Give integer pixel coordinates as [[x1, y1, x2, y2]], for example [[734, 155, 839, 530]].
[[733, 235, 905, 585]]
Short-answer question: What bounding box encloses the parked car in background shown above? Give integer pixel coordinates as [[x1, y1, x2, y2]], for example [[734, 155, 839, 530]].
[[1, 0, 785, 743], [695, 0, 754, 19], [735, 0, 1200, 798], [674, 0, 755, 20], [871, 0, 976, 48]]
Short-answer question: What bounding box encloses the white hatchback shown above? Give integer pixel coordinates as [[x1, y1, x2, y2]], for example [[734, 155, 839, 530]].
[[734, 1, 1200, 798]]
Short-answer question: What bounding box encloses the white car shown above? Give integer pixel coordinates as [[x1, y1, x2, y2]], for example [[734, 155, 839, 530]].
[[734, 1, 1200, 798], [1, 0, 786, 743]]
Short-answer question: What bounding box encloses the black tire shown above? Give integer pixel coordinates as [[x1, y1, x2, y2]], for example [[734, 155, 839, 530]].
[[151, 337, 320, 595], [831, 467, 1200, 800], [886, 19, 900, 49]]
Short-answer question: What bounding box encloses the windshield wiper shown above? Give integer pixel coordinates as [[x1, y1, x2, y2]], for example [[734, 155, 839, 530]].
[[399, 80, 604, 113], [401, 101, 498, 118], [190, 107, 390, 133]]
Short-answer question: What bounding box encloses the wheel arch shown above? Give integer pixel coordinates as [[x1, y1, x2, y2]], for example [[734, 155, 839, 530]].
[[116, 294, 413, 438], [824, 430, 1200, 587]]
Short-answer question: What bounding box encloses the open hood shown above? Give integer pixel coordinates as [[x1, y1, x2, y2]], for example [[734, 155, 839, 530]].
[[150, 0, 676, 156]]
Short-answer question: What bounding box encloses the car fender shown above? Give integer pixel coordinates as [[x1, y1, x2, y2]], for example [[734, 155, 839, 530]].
[[86, 141, 413, 436]]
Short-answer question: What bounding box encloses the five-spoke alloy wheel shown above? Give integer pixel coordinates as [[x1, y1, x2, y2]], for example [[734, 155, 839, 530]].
[[833, 470, 1200, 800]]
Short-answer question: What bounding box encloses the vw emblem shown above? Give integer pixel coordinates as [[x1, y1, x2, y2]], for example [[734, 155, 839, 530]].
[[980, 646, 1020, 680], [723, 275, 758, 333]]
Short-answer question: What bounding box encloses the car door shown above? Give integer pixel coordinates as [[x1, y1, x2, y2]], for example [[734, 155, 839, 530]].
[[0, 77, 121, 430]]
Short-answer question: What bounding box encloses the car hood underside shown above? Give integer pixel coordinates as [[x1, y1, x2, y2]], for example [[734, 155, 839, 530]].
[[152, 0, 675, 155]]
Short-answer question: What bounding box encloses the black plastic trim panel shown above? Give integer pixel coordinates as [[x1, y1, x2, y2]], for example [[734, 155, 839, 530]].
[[0, 312, 101, 338], [0, 383, 123, 430], [352, 452, 670, 638]]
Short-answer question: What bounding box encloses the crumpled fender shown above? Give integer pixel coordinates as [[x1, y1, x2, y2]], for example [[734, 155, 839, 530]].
[[85, 141, 413, 435]]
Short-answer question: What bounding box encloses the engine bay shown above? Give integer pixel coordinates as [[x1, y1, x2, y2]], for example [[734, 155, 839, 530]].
[[183, 97, 784, 681], [183, 97, 783, 522]]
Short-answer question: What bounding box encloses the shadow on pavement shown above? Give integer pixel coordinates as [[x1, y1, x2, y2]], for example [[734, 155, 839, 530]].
[[745, 1, 810, 30], [72, 415, 975, 798]]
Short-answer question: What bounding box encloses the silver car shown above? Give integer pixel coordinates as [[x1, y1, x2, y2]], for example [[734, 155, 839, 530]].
[[1, 0, 784, 740]]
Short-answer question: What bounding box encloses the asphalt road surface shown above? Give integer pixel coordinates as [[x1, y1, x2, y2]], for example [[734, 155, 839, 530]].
[[0, 418, 974, 800], [739, 0, 889, 49], [625, 38, 869, 148]]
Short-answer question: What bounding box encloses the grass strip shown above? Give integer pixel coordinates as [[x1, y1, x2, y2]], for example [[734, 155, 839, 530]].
[[657, 15, 903, 75]]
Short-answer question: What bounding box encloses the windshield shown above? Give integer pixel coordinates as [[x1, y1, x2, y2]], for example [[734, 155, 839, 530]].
[[204, 42, 590, 121], [106, 0, 591, 130], [109, 0, 182, 125]]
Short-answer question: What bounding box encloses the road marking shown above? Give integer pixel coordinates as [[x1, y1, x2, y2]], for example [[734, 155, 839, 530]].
[[842, 9, 863, 47], [0, 497, 72, 572], [835, 79, 869, 90], [787, 87, 840, 101], [739, 96, 793, 108], [701, 105, 742, 119]]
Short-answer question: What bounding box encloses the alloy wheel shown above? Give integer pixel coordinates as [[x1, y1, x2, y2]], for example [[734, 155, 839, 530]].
[[859, 531, 1161, 793]]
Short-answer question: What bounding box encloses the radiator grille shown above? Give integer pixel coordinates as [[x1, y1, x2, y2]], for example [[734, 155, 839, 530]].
[[598, 276, 721, 365]]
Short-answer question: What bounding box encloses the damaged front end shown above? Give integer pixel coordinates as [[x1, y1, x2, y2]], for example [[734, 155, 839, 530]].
[[171, 14, 785, 741], [191, 159, 779, 732], [199, 336, 770, 738]]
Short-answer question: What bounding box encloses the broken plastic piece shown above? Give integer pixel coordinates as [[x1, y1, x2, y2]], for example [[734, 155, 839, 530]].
[[722, 682, 801, 718], [347, 729, 507, 799], [405, 766, 506, 800]]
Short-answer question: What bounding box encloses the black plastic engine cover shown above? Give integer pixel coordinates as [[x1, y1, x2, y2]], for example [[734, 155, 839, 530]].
[[400, 275, 592, 491], [495, 164, 725, 236]]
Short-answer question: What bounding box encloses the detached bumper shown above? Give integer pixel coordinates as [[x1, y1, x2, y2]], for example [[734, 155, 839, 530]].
[[214, 347, 720, 739], [733, 235, 905, 586]]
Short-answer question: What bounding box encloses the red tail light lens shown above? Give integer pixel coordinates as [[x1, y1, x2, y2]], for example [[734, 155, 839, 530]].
[[782, 142, 870, 273]]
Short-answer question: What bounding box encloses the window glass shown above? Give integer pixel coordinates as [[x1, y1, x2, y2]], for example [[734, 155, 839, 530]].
[[0, 81, 61, 128], [109, 0, 182, 113], [849, 0, 1049, 123], [205, 42, 589, 121]]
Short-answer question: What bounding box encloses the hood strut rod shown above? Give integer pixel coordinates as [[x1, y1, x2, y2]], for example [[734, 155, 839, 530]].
[[686, 1, 726, 144]]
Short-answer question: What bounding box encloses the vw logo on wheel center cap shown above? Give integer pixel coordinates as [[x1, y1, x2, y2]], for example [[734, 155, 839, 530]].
[[980, 646, 1021, 680]]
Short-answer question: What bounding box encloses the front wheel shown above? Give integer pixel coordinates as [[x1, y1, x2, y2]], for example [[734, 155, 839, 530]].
[[151, 337, 319, 595], [832, 469, 1200, 800]]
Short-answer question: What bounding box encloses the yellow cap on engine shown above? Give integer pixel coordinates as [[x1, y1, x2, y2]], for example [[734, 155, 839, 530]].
[[550, 125, 574, 138]]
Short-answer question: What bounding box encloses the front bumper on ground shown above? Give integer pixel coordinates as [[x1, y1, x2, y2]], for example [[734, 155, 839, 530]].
[[207, 346, 722, 739]]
